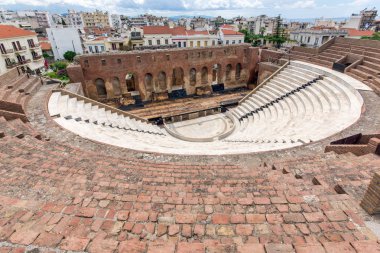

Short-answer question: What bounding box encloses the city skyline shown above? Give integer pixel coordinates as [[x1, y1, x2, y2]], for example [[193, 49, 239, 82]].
[[0, 0, 379, 19]]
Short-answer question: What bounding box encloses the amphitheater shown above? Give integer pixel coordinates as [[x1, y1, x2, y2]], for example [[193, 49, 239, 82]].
[[0, 37, 379, 252]]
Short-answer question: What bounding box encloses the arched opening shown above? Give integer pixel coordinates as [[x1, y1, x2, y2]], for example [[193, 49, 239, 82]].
[[126, 73, 136, 91], [201, 67, 208, 84], [235, 63, 242, 80], [112, 77, 121, 96], [190, 68, 196, 86], [225, 64, 232, 81], [95, 78, 107, 97], [212, 64, 222, 84], [172, 67, 184, 88], [144, 73, 153, 92], [157, 71, 167, 91]]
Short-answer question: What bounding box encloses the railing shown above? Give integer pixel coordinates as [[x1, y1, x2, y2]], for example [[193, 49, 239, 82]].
[[33, 55, 43, 60], [53, 89, 149, 123], [5, 63, 18, 69], [1, 49, 14, 54], [19, 59, 31, 64], [29, 43, 40, 48], [15, 46, 27, 51], [239, 60, 290, 104]]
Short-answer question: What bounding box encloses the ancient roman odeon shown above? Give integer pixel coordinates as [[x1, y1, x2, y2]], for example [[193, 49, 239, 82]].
[[0, 35, 379, 252]]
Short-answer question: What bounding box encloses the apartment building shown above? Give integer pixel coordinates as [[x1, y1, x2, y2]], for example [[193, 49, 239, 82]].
[[46, 27, 83, 60], [0, 25, 44, 75], [218, 25, 244, 45], [81, 10, 110, 28], [290, 28, 347, 47], [67, 10, 83, 28]]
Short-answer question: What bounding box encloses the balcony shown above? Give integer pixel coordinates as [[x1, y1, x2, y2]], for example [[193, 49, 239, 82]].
[[5, 62, 18, 69], [18, 59, 31, 65], [14, 46, 27, 52], [29, 43, 40, 48], [1, 49, 14, 55], [32, 55, 43, 61]]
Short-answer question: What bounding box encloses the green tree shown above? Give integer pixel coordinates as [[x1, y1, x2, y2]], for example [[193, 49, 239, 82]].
[[361, 32, 380, 41], [63, 51, 76, 61], [272, 15, 287, 49]]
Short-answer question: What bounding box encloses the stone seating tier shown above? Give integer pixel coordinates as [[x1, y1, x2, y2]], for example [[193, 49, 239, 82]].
[[47, 61, 364, 155]]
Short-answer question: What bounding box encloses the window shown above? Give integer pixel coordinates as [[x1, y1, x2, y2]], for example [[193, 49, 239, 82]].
[[165, 39, 169, 44], [12, 42, 17, 51], [307, 37, 311, 43], [157, 39, 160, 45], [16, 41, 22, 50], [212, 40, 215, 46], [239, 40, 242, 43], [27, 39, 34, 48], [95, 46, 99, 53], [232, 40, 235, 44], [226, 40, 229, 45], [190, 41, 194, 47], [101, 46, 105, 51], [5, 58, 12, 66], [89, 46, 93, 53], [101, 59, 106, 66], [204, 41, 208, 47], [183, 42, 187, 47], [148, 40, 152, 45], [197, 41, 201, 47], [0, 43, 5, 54], [178, 42, 182, 48]]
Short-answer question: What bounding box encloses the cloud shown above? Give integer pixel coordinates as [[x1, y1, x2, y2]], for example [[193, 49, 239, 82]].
[[278, 0, 316, 9]]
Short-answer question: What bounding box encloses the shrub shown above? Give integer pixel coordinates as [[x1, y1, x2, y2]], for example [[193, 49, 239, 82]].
[[63, 51, 77, 61]]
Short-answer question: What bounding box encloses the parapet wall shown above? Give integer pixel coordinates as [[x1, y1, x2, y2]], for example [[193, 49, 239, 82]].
[[68, 44, 259, 101]]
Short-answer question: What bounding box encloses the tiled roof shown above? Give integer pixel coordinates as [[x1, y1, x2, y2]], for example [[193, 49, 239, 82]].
[[0, 25, 36, 39], [171, 27, 209, 36], [143, 26, 172, 34], [346, 29, 374, 37], [40, 41, 52, 51], [144, 26, 210, 36], [221, 29, 244, 36]]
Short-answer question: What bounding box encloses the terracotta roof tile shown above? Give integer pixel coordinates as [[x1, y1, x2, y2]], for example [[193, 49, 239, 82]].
[[40, 41, 51, 51], [222, 30, 244, 36], [0, 25, 36, 39], [346, 29, 374, 37], [143, 26, 172, 34]]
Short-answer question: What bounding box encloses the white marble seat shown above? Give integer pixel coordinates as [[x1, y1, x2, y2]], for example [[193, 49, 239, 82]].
[[47, 61, 365, 155]]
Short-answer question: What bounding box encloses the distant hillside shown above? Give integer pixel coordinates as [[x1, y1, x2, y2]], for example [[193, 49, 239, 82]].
[[286, 17, 349, 23], [169, 15, 214, 20]]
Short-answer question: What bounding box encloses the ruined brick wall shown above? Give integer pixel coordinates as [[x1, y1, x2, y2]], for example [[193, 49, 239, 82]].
[[68, 44, 259, 101], [325, 137, 380, 156], [257, 62, 280, 84], [0, 68, 20, 87]]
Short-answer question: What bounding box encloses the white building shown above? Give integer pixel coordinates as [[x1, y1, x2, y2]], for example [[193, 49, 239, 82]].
[[46, 27, 83, 60], [66, 10, 83, 28], [171, 27, 218, 48], [247, 15, 276, 35], [290, 28, 347, 47], [109, 14, 122, 30], [0, 25, 44, 75], [218, 25, 244, 45], [143, 26, 172, 46]]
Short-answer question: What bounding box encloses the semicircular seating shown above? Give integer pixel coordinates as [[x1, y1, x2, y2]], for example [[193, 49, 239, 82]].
[[47, 61, 364, 155]]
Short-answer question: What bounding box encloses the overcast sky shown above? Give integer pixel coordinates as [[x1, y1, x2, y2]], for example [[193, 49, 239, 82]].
[[0, 0, 379, 19]]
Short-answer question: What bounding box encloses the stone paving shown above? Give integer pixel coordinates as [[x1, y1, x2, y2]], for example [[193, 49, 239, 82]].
[[0, 77, 376, 252]]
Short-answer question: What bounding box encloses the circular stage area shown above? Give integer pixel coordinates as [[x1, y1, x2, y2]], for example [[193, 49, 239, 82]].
[[48, 61, 370, 155], [164, 114, 235, 142]]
